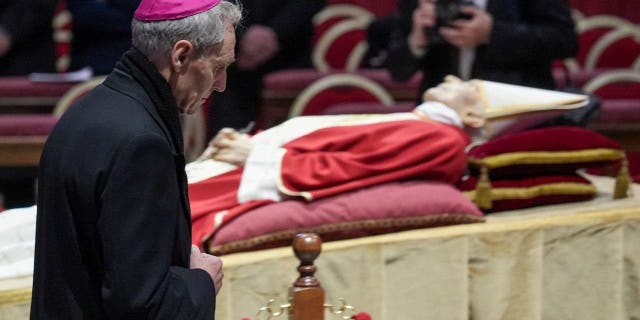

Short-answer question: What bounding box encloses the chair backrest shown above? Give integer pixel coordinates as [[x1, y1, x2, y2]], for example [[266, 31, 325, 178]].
[[327, 0, 398, 17], [561, 13, 640, 73], [52, 76, 107, 116], [312, 4, 374, 72], [568, 0, 640, 23], [582, 69, 640, 98], [53, 76, 207, 161], [288, 73, 394, 118]]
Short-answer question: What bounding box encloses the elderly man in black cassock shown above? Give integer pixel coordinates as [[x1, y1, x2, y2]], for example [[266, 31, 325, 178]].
[[30, 0, 241, 318]]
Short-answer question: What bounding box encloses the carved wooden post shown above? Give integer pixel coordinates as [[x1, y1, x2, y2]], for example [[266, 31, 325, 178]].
[[290, 233, 324, 320]]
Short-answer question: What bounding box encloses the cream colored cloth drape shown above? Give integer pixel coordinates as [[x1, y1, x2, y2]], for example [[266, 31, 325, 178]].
[[217, 176, 640, 320], [2, 176, 639, 320]]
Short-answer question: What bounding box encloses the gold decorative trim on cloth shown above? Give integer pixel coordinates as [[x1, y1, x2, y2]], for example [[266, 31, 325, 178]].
[[468, 148, 624, 169], [208, 214, 484, 255], [0, 288, 30, 306], [3, 176, 639, 320], [463, 181, 597, 201]]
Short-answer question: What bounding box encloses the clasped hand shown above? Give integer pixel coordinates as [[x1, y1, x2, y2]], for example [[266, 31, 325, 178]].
[[190, 245, 223, 295], [199, 128, 253, 166], [410, 0, 493, 50]]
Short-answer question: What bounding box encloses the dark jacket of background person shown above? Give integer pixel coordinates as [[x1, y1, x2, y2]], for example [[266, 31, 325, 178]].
[[31, 51, 215, 318], [208, 0, 325, 137], [0, 0, 57, 75], [67, 0, 139, 74], [387, 0, 578, 102], [237, 0, 323, 71]]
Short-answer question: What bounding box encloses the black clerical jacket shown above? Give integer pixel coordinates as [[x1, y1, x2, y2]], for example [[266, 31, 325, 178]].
[[31, 49, 215, 319]]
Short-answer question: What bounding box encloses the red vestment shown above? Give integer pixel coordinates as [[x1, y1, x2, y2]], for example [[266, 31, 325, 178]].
[[189, 115, 469, 247]]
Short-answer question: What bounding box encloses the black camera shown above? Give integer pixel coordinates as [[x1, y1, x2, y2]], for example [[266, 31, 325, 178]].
[[425, 0, 476, 45]]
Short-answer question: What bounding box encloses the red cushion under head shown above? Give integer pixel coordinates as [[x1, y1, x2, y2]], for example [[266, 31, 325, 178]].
[[469, 126, 621, 157], [208, 180, 483, 255], [467, 126, 624, 177]]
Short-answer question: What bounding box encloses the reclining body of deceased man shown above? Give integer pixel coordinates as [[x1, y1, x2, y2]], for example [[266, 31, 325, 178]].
[[187, 75, 484, 247], [0, 76, 483, 279]]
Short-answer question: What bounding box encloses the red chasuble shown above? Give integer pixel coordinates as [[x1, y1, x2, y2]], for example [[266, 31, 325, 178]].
[[189, 115, 469, 248]]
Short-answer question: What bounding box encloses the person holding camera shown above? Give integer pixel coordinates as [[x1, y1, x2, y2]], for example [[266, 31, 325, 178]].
[[387, 0, 577, 103]]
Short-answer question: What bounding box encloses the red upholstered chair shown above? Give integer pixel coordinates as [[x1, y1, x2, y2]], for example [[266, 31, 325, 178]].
[[312, 4, 374, 72], [0, 115, 58, 167], [568, 0, 640, 24], [54, 76, 208, 161], [582, 69, 640, 134], [259, 69, 421, 129], [0, 76, 103, 167], [321, 101, 416, 116], [258, 2, 417, 128], [52, 76, 107, 116], [327, 0, 398, 18], [288, 73, 394, 118], [560, 14, 640, 74]]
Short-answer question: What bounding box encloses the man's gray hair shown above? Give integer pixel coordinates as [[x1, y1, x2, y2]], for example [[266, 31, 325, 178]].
[[132, 1, 241, 61]]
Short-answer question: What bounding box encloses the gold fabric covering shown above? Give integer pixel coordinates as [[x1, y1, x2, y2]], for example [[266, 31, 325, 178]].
[[2, 174, 639, 319]]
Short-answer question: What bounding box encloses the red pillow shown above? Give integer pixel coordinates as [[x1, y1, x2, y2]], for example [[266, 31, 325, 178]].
[[467, 126, 624, 178], [457, 174, 597, 212], [207, 180, 484, 255]]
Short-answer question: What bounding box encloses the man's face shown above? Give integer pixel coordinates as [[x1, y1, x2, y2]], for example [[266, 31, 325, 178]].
[[422, 75, 485, 128], [422, 76, 478, 109], [175, 25, 236, 114]]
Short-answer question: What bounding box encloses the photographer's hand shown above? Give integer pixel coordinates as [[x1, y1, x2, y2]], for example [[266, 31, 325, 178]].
[[439, 6, 493, 49], [408, 0, 435, 56]]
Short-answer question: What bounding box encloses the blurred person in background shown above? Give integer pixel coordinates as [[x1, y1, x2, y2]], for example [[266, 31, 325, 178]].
[[31, 0, 240, 317], [67, 0, 140, 74], [207, 0, 325, 137], [0, 0, 57, 75], [387, 0, 578, 103]]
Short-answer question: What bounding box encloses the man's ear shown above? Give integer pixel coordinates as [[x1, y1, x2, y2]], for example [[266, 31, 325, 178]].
[[170, 40, 195, 72]]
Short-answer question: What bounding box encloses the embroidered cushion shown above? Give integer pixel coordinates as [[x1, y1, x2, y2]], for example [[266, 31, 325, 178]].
[[457, 174, 597, 213], [207, 180, 484, 255], [467, 126, 624, 178]]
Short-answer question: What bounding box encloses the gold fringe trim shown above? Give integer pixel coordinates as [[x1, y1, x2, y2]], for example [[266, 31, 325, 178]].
[[464, 182, 597, 201], [468, 148, 624, 169], [0, 288, 31, 305], [614, 157, 631, 199], [208, 214, 484, 255], [475, 166, 492, 209]]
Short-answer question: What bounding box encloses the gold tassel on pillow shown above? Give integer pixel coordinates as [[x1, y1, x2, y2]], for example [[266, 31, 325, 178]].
[[614, 157, 631, 199], [475, 166, 492, 209]]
